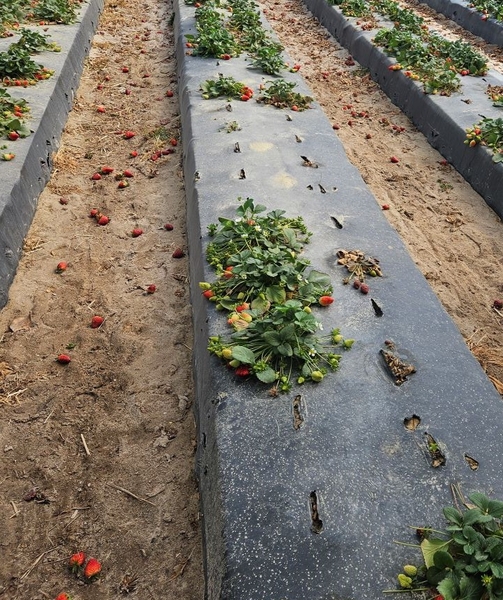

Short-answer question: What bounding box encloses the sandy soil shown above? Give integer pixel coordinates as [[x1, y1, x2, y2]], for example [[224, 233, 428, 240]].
[[1, 0, 503, 598], [0, 0, 204, 598]]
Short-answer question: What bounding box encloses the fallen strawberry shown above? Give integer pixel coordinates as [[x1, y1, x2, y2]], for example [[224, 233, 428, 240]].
[[151, 151, 161, 161], [69, 551, 85, 572], [96, 105, 106, 113], [100, 165, 114, 174], [89, 208, 99, 218], [117, 180, 129, 189], [161, 148, 175, 155], [382, 204, 390, 210], [122, 66, 129, 73], [291, 105, 299, 112], [360, 283, 370, 294], [55, 593, 71, 600], [56, 261, 68, 273], [90, 316, 104, 328], [493, 299, 503, 309], [91, 172, 102, 181], [319, 296, 334, 306], [332, 124, 340, 130], [123, 169, 134, 178], [164, 223, 174, 230], [59, 197, 69, 205], [84, 557, 102, 579], [130, 150, 138, 158], [123, 131, 135, 139], [57, 354, 71, 364], [97, 215, 110, 226], [147, 284, 157, 294], [8, 131, 19, 141], [132, 228, 143, 237], [172, 248, 185, 258], [390, 156, 399, 163], [166, 90, 174, 97], [169, 138, 178, 147], [235, 366, 250, 377], [353, 279, 361, 290]]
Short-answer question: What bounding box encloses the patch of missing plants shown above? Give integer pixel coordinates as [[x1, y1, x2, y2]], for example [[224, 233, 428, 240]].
[[293, 394, 304, 430], [425, 432, 446, 468], [309, 490, 323, 534], [404, 414, 421, 431], [380, 340, 416, 385]]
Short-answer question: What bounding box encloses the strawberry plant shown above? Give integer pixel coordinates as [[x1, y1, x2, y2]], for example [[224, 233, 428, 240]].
[[468, 0, 503, 23], [201, 74, 249, 99], [390, 492, 503, 600], [250, 41, 286, 75], [202, 198, 353, 392], [258, 79, 313, 110], [14, 28, 61, 53], [465, 117, 503, 163], [32, 0, 79, 24], [0, 88, 30, 139]]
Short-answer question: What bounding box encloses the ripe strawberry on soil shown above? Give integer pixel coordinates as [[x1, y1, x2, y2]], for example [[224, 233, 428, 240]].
[[84, 557, 102, 579]]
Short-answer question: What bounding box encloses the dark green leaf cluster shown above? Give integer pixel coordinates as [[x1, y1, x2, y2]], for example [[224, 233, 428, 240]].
[[423, 493, 503, 600], [204, 198, 352, 392], [32, 0, 78, 24], [259, 79, 313, 110], [13, 28, 60, 53], [0, 47, 42, 79]]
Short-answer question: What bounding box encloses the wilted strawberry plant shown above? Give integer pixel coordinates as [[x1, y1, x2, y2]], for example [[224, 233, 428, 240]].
[[389, 492, 503, 600], [201, 198, 353, 392]]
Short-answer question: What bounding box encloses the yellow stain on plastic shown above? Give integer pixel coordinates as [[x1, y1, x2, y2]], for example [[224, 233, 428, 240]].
[[249, 142, 274, 152], [271, 171, 297, 188]]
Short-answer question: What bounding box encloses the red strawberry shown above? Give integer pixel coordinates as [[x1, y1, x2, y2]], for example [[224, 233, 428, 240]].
[[147, 284, 157, 294], [90, 316, 104, 328], [55, 593, 71, 600], [382, 204, 390, 210], [123, 131, 135, 139], [222, 266, 233, 279], [117, 180, 129, 189], [390, 156, 399, 163], [493, 299, 503, 309], [353, 279, 361, 289], [132, 228, 143, 237], [332, 124, 340, 130], [360, 283, 370, 294], [221, 54, 231, 60], [240, 94, 250, 101], [164, 223, 174, 230], [100, 165, 114, 174], [122, 66, 129, 73], [236, 303, 250, 312], [203, 290, 214, 299], [96, 105, 106, 113], [172, 248, 185, 258], [91, 172, 102, 180], [130, 150, 138, 158], [169, 138, 178, 147], [57, 354, 71, 364], [319, 296, 334, 306], [123, 169, 134, 178], [59, 197, 69, 205], [291, 105, 299, 112], [166, 90, 174, 97], [151, 151, 161, 161], [97, 215, 109, 226], [89, 208, 99, 218], [69, 551, 85, 571], [235, 366, 250, 377], [56, 261, 68, 273], [8, 131, 19, 141], [84, 557, 102, 579], [162, 148, 175, 155]]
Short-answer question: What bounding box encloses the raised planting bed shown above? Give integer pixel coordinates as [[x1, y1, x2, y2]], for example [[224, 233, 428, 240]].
[[174, 0, 503, 598], [417, 0, 503, 48], [302, 0, 503, 220], [0, 0, 103, 307]]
